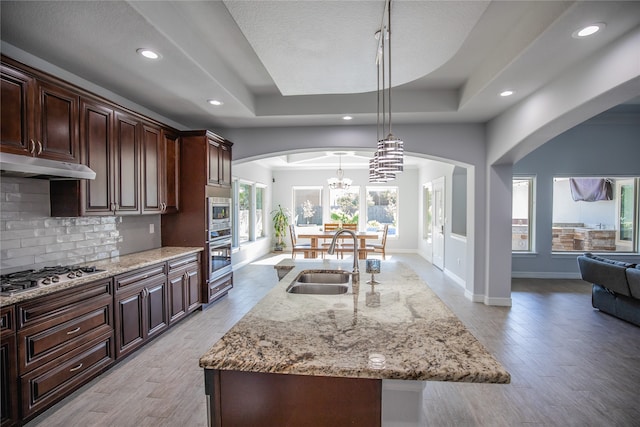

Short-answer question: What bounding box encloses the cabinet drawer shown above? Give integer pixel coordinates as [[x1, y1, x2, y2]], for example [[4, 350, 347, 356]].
[[115, 263, 166, 293], [21, 332, 114, 419], [167, 253, 199, 272], [208, 274, 233, 302], [1, 305, 15, 334], [18, 302, 112, 374], [17, 279, 112, 329]]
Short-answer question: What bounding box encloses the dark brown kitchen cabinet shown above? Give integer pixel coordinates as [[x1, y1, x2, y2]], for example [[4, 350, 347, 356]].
[[0, 63, 33, 156], [33, 80, 79, 162], [161, 130, 180, 214], [16, 279, 114, 422], [112, 111, 141, 214], [0, 58, 79, 163], [141, 123, 163, 214], [206, 133, 232, 187], [1, 306, 19, 427], [167, 253, 201, 325], [114, 263, 168, 360]]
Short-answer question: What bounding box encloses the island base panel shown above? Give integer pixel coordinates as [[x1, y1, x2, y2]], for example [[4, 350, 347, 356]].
[[204, 369, 382, 427]]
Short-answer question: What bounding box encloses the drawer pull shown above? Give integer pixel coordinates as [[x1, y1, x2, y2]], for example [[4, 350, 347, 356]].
[[67, 327, 81, 335], [69, 363, 83, 372]]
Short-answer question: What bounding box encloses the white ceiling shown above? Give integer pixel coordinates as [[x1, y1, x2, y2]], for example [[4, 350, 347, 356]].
[[1, 1, 639, 169]]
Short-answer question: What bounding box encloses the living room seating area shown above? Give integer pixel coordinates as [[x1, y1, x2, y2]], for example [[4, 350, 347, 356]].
[[577, 252, 640, 327]]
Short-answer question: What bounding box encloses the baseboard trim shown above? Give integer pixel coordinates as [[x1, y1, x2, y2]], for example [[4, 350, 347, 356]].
[[512, 272, 582, 279], [484, 296, 513, 306]]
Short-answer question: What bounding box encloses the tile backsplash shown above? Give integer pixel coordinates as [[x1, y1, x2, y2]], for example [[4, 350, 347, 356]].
[[1, 177, 160, 273]]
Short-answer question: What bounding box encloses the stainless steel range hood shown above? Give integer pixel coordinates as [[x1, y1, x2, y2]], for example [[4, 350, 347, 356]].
[[0, 152, 96, 180]]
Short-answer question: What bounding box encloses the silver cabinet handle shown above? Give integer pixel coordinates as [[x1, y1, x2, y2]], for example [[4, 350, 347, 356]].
[[69, 363, 83, 372], [29, 139, 36, 154], [36, 140, 43, 155], [66, 327, 81, 335]]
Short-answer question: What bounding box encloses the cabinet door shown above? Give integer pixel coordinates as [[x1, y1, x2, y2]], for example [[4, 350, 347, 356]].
[[168, 272, 187, 325], [34, 80, 79, 162], [0, 64, 33, 155], [115, 289, 145, 359], [141, 123, 163, 214], [219, 142, 232, 187], [207, 137, 220, 185], [186, 265, 201, 313], [162, 130, 180, 214], [145, 280, 168, 339], [81, 98, 114, 215], [114, 112, 140, 214]]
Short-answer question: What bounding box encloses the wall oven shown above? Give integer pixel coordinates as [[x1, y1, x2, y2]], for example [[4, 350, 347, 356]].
[[207, 197, 232, 278]]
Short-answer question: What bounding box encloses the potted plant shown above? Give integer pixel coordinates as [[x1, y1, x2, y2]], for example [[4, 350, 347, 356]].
[[271, 204, 291, 251]]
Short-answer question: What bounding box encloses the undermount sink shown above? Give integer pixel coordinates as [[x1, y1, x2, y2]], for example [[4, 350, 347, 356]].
[[286, 270, 350, 295]]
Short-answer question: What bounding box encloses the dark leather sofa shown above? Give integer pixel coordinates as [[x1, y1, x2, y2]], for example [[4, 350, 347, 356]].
[[577, 252, 640, 327]]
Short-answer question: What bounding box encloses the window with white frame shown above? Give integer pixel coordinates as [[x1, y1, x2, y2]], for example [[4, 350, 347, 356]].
[[366, 187, 398, 236], [238, 182, 251, 243], [329, 187, 360, 227], [512, 177, 534, 251], [255, 186, 265, 238], [292, 187, 323, 226]]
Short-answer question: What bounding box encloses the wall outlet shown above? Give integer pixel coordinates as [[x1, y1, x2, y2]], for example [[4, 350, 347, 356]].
[[149, 223, 155, 234]]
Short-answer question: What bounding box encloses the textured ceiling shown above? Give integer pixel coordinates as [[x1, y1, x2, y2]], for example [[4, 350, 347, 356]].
[[1, 0, 639, 133], [223, 0, 490, 95]]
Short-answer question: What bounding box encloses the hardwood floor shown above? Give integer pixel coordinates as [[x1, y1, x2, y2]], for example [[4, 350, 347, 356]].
[[25, 253, 640, 427]]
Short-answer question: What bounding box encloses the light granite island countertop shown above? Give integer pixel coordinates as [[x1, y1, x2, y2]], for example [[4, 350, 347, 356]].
[[199, 258, 509, 427]]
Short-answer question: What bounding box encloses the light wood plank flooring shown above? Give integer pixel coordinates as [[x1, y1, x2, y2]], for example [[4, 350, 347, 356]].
[[25, 253, 640, 426]]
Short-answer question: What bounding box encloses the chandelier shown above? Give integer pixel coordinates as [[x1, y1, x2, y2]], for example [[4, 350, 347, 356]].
[[328, 153, 352, 190], [369, 0, 404, 183]]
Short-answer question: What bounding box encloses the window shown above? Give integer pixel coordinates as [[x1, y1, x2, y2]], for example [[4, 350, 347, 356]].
[[512, 177, 534, 251], [256, 186, 265, 238], [552, 176, 638, 252], [292, 187, 323, 225], [234, 181, 266, 246], [238, 183, 251, 243], [329, 187, 359, 226], [366, 187, 398, 236]]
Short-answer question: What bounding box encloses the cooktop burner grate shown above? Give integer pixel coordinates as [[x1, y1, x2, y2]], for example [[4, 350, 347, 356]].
[[0, 265, 104, 295]]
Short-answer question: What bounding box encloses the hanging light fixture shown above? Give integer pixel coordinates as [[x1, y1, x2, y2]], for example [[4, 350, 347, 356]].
[[370, 0, 404, 183], [328, 153, 352, 190]]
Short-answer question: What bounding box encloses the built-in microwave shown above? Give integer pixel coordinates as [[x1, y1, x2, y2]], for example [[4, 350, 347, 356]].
[[207, 196, 232, 242]]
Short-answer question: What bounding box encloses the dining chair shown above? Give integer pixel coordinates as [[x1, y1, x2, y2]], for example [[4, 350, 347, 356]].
[[365, 224, 389, 260], [289, 225, 311, 259]]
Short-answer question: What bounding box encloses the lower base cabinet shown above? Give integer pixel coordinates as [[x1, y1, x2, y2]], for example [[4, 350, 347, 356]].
[[2, 253, 202, 424], [1, 306, 18, 427], [167, 253, 201, 325], [114, 263, 168, 360]]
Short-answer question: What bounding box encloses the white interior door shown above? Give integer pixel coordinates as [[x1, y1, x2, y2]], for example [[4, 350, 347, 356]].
[[432, 177, 445, 270]]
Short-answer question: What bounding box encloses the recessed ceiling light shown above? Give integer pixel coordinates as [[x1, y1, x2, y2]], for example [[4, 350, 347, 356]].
[[136, 48, 160, 60], [573, 23, 605, 38], [342, 116, 353, 121], [207, 99, 223, 106], [500, 90, 514, 97]]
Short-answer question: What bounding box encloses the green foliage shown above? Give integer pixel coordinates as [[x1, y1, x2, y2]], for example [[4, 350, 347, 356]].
[[271, 205, 290, 248]]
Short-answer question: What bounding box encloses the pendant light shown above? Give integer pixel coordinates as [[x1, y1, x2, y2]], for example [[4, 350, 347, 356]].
[[370, 0, 404, 182], [328, 153, 352, 190]]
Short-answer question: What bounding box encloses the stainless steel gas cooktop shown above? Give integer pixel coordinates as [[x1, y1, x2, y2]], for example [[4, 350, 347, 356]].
[[0, 265, 104, 295]]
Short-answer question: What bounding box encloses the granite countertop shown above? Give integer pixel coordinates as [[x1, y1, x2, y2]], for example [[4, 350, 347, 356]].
[[0, 247, 203, 306], [199, 259, 510, 384]]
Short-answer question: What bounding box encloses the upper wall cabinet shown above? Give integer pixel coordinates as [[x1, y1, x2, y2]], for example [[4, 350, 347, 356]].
[[0, 61, 79, 162], [181, 130, 232, 188], [2, 55, 194, 217]]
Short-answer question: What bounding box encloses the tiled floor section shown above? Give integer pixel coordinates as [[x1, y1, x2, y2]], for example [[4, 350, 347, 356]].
[[25, 253, 640, 426]]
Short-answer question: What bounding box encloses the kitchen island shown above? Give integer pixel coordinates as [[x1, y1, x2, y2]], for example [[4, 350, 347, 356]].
[[199, 259, 509, 426]]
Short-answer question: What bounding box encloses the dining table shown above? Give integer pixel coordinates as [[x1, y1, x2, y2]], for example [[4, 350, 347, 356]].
[[296, 230, 380, 259]]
